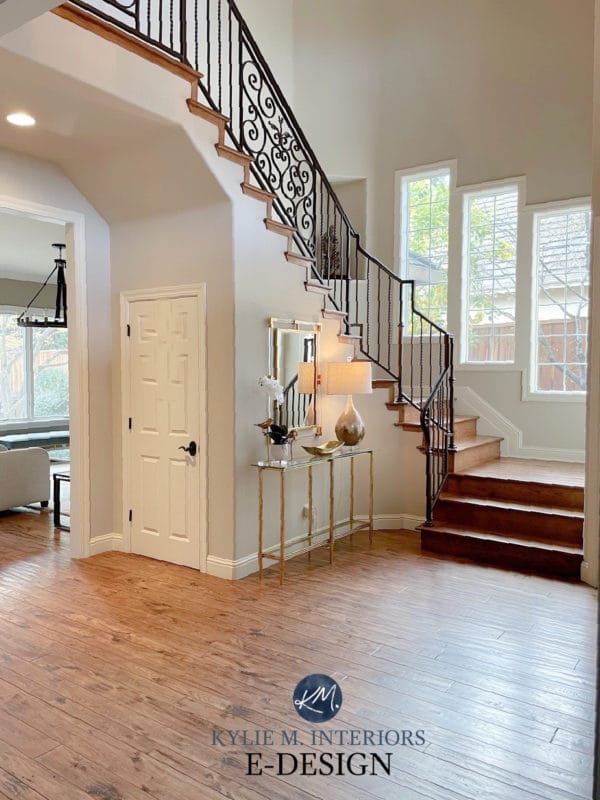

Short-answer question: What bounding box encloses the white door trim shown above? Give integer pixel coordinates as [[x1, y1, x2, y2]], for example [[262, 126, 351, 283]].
[[120, 284, 208, 572], [0, 195, 90, 559]]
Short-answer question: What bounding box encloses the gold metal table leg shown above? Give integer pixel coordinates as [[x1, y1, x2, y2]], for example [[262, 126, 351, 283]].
[[350, 456, 355, 542], [329, 459, 334, 564], [279, 470, 285, 586], [308, 465, 313, 562], [369, 450, 374, 546], [258, 470, 264, 581]]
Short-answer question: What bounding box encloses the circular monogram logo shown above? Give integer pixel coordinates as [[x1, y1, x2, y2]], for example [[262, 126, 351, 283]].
[[293, 674, 343, 723]]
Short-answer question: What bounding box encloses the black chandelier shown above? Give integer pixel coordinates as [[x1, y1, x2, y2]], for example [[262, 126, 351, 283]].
[[17, 243, 67, 329]]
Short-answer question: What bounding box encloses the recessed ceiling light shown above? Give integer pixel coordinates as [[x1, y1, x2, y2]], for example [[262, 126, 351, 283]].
[[6, 112, 36, 127]]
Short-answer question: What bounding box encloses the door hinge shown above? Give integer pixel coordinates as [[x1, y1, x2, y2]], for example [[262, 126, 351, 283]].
[[128, 417, 132, 430], [128, 509, 133, 523], [126, 324, 131, 337]]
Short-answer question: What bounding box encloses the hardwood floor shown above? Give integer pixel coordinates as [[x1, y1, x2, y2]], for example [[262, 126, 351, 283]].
[[0, 510, 595, 799]]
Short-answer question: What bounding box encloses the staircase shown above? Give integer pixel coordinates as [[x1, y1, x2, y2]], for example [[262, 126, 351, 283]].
[[378, 382, 584, 579], [55, 0, 454, 527], [53, 0, 584, 580]]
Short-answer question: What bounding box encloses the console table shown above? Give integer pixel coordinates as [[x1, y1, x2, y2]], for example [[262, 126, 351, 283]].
[[252, 448, 374, 585], [52, 471, 70, 531]]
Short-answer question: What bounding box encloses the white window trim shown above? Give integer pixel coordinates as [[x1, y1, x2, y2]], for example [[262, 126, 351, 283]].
[[0, 303, 69, 427], [394, 159, 457, 279], [459, 176, 525, 367], [526, 198, 591, 400]]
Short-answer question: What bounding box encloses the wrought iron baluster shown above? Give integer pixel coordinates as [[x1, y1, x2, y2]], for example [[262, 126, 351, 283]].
[[179, 0, 187, 64], [237, 28, 243, 149], [366, 259, 371, 360], [227, 3, 233, 122], [376, 267, 381, 364], [387, 272, 392, 371], [344, 222, 351, 331], [206, 0, 211, 94], [217, 0, 222, 107]]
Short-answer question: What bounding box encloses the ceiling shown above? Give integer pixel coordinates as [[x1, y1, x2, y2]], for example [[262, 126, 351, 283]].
[[0, 211, 65, 281], [0, 48, 175, 164], [0, 46, 227, 221]]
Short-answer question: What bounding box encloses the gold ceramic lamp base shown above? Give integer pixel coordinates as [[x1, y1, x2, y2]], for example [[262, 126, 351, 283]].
[[335, 395, 365, 446]]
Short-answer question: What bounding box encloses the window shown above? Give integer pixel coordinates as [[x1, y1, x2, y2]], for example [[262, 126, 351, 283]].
[[533, 207, 591, 393], [0, 308, 69, 424], [464, 186, 519, 363], [401, 168, 450, 327]]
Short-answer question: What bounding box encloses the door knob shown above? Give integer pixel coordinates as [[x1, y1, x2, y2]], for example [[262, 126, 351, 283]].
[[179, 440, 197, 457]]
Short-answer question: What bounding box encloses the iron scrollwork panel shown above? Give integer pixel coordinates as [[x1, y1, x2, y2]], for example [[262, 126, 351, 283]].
[[240, 53, 316, 257]]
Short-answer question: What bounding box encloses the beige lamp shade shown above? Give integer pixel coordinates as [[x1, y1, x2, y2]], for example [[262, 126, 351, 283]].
[[326, 361, 373, 396], [297, 361, 315, 394]]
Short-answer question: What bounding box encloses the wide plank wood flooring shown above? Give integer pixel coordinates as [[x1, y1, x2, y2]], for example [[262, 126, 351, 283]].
[[0, 508, 595, 799]]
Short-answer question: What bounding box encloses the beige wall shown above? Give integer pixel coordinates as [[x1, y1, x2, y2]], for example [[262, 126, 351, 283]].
[[293, 0, 593, 263], [236, 0, 295, 102], [0, 278, 55, 308], [110, 203, 236, 561]]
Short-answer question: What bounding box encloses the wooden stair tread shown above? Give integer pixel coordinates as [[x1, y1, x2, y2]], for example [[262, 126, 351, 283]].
[[421, 523, 583, 555], [438, 493, 584, 519], [215, 143, 253, 164], [402, 415, 479, 432], [305, 281, 330, 295], [187, 98, 229, 124], [264, 218, 295, 234], [241, 182, 276, 202], [457, 457, 584, 487], [372, 380, 397, 389], [453, 435, 503, 451], [285, 252, 315, 265]]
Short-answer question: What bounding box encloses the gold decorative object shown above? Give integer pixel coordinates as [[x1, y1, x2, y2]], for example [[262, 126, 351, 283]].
[[302, 440, 345, 457], [254, 418, 273, 430]]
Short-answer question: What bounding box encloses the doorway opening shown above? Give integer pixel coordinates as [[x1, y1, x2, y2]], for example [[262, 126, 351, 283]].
[[0, 197, 90, 560]]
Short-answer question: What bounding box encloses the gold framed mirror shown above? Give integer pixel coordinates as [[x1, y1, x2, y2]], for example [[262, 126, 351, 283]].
[[268, 318, 321, 437]]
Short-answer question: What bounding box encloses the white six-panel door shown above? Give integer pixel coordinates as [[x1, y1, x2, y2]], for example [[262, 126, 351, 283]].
[[123, 288, 206, 569]]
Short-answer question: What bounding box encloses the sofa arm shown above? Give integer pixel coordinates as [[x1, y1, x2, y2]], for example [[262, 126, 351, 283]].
[[0, 447, 50, 511]]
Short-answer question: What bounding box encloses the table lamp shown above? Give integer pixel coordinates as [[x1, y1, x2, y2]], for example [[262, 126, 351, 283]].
[[326, 361, 373, 446], [297, 361, 316, 426]]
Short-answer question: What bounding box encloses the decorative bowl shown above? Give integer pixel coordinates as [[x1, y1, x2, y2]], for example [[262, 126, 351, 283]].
[[302, 440, 345, 457]]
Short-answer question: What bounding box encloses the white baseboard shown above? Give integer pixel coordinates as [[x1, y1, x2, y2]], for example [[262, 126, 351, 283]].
[[360, 513, 424, 531], [89, 533, 125, 556], [206, 514, 424, 580], [206, 553, 256, 580], [580, 560, 598, 588], [456, 385, 585, 463]]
